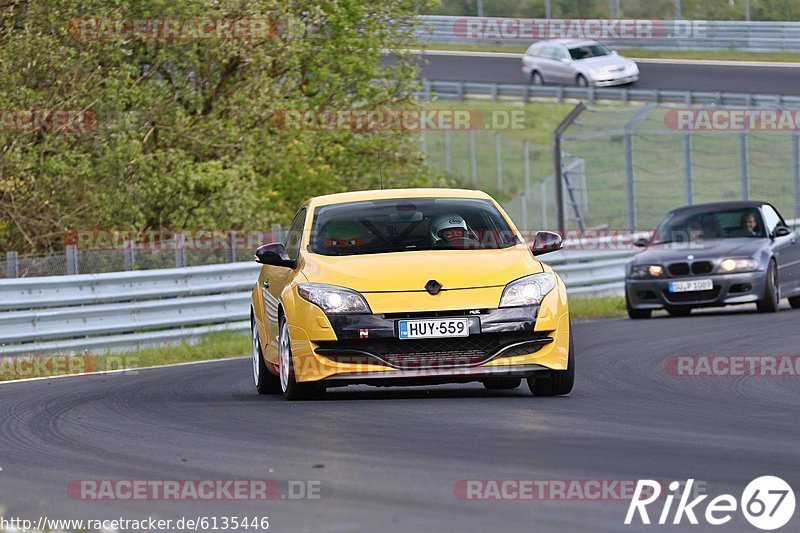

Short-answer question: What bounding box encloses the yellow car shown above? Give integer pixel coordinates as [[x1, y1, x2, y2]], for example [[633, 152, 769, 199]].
[[250, 188, 573, 400]]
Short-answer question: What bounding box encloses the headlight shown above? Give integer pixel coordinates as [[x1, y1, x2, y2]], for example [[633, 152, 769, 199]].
[[297, 284, 371, 314], [629, 264, 665, 279], [499, 272, 556, 308], [719, 258, 758, 273]]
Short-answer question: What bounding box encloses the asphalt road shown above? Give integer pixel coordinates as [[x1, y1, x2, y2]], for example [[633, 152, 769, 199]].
[[1, 305, 798, 532], [392, 52, 800, 95]]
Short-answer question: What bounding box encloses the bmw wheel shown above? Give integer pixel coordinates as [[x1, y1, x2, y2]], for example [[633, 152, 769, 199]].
[[576, 74, 589, 87], [531, 71, 544, 85], [756, 261, 780, 313]]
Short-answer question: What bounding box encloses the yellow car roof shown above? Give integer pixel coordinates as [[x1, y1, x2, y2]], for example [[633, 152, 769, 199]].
[[308, 188, 491, 208]]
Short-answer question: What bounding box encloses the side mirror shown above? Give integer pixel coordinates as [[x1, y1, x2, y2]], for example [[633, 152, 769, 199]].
[[530, 231, 563, 256], [560, 57, 572, 63], [773, 226, 793, 238], [633, 235, 650, 248], [255, 242, 295, 267]]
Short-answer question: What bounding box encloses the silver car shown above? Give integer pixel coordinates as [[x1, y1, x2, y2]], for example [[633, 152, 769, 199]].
[[521, 39, 639, 87]]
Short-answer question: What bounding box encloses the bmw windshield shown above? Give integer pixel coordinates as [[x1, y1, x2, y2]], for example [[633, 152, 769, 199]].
[[651, 207, 767, 244], [308, 198, 520, 256]]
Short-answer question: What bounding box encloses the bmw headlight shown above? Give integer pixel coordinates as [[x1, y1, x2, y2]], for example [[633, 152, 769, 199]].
[[629, 264, 665, 279], [297, 284, 371, 314], [719, 258, 758, 273], [499, 272, 556, 308]]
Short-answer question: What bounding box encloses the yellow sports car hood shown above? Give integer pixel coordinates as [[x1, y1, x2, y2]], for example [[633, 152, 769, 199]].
[[301, 245, 543, 293]]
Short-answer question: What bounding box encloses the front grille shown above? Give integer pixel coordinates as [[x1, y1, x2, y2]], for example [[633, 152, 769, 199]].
[[668, 262, 690, 276], [691, 261, 713, 275], [662, 287, 720, 303], [316, 332, 540, 369], [382, 309, 487, 319], [668, 261, 713, 276]]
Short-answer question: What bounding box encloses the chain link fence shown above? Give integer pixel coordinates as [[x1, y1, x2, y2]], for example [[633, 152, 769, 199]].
[[422, 104, 800, 233], [1, 227, 285, 279]]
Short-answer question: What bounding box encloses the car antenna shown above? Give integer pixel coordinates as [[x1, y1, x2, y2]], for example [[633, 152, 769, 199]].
[[378, 153, 384, 190]]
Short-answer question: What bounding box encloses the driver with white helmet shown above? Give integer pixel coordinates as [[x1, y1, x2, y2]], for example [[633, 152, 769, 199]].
[[430, 213, 480, 248]]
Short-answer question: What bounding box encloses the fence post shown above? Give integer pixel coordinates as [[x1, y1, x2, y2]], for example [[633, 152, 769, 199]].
[[271, 223, 284, 243], [523, 139, 531, 197], [520, 194, 528, 232], [793, 132, 800, 219], [739, 131, 749, 200], [624, 132, 636, 231], [683, 132, 693, 205], [469, 129, 478, 187], [123, 239, 135, 270], [420, 130, 426, 154], [444, 129, 452, 174], [66, 244, 78, 275], [227, 231, 237, 263], [491, 83, 498, 102], [540, 181, 548, 230], [6, 251, 18, 278], [495, 133, 503, 190], [175, 232, 186, 268]]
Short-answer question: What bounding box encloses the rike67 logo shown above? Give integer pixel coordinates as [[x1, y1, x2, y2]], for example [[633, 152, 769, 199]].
[[626, 477, 795, 530]]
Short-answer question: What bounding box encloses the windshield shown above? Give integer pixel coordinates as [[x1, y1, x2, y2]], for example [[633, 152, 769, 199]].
[[651, 207, 767, 244], [308, 198, 520, 256], [569, 44, 612, 60]]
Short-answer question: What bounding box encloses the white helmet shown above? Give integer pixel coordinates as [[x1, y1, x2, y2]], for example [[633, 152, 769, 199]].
[[430, 214, 468, 242]]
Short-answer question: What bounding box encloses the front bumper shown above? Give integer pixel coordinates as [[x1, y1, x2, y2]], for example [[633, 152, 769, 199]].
[[591, 74, 638, 87], [287, 304, 571, 384], [626, 271, 768, 309]]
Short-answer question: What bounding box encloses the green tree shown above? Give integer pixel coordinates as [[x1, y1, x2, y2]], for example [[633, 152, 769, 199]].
[[0, 0, 439, 252]]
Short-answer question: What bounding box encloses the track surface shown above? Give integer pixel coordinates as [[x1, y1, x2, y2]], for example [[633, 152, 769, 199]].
[[1, 305, 799, 532], [391, 52, 800, 95]]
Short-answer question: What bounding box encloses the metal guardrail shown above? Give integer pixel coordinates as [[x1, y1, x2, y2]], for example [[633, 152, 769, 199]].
[[1, 223, 796, 355], [0, 251, 628, 355], [417, 16, 800, 52], [421, 79, 800, 108]]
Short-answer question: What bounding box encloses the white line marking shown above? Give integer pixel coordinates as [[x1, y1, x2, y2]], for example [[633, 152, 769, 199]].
[[0, 356, 249, 386]]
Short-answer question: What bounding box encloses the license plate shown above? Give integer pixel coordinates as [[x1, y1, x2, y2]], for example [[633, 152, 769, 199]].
[[669, 279, 713, 293], [398, 318, 469, 340]]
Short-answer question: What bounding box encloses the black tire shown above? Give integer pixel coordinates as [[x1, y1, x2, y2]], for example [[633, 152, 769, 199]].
[[483, 378, 521, 390], [789, 295, 800, 309], [531, 71, 544, 85], [576, 74, 588, 87], [527, 330, 574, 397], [667, 308, 692, 317], [626, 293, 652, 319], [756, 261, 780, 313], [278, 315, 325, 400], [252, 315, 281, 394]]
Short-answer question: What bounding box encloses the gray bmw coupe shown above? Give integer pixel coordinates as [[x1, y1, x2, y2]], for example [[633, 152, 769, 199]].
[[625, 201, 800, 318]]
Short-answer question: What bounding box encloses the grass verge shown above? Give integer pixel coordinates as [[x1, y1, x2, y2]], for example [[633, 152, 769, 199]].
[[0, 330, 250, 383], [569, 296, 627, 320], [0, 299, 627, 382], [417, 42, 800, 63]]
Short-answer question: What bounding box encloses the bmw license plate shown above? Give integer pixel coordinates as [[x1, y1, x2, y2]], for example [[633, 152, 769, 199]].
[[398, 318, 469, 340], [669, 279, 713, 293]]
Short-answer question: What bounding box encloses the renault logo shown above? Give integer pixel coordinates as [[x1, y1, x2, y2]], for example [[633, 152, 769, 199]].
[[425, 280, 442, 295]]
